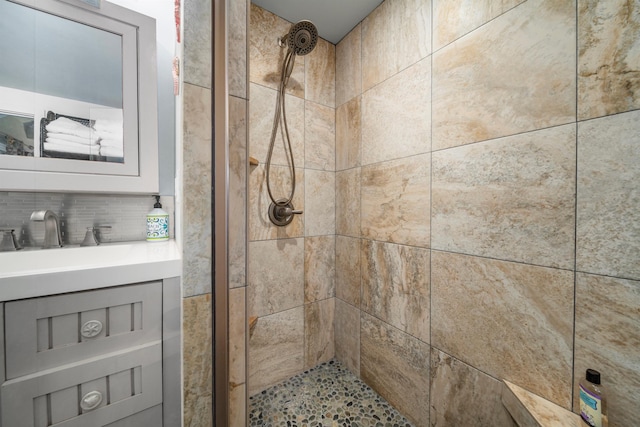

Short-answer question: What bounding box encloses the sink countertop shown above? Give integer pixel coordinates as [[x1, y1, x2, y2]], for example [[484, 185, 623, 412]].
[[0, 240, 182, 301], [502, 380, 582, 427]]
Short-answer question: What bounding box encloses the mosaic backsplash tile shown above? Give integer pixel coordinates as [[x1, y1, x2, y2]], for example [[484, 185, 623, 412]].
[[0, 191, 174, 248]]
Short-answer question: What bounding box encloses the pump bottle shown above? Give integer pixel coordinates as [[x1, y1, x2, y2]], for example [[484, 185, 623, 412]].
[[579, 369, 607, 427]]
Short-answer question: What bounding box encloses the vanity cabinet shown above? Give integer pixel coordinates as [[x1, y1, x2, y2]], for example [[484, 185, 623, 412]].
[[0, 277, 181, 427]]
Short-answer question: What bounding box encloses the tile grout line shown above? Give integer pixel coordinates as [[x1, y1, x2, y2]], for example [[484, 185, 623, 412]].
[[428, 0, 434, 421], [571, 0, 579, 411]]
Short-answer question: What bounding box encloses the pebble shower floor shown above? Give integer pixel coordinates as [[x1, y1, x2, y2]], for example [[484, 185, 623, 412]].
[[249, 360, 414, 427]]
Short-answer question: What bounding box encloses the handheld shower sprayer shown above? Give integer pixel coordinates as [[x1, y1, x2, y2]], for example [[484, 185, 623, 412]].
[[281, 20, 318, 56], [266, 20, 318, 227], [278, 20, 318, 85]]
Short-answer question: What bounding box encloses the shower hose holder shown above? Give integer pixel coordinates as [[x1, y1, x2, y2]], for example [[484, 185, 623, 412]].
[[268, 199, 303, 227]]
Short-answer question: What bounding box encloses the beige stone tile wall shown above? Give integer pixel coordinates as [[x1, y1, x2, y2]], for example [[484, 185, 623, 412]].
[[182, 0, 215, 424], [331, 0, 640, 425], [247, 4, 336, 396], [432, 0, 576, 151], [578, 0, 640, 120], [183, 294, 213, 426]]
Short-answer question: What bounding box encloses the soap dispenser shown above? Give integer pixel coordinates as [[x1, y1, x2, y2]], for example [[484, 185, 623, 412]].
[[146, 195, 169, 241]]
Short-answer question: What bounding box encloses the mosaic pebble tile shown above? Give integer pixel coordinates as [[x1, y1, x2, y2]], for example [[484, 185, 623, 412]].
[[249, 360, 414, 427]]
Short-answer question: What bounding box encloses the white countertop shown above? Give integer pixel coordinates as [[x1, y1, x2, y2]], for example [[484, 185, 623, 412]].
[[0, 240, 182, 301]]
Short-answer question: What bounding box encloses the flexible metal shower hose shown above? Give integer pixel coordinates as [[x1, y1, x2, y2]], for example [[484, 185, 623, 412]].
[[265, 47, 297, 208]]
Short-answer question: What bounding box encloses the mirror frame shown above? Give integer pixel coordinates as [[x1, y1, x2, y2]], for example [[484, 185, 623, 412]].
[[0, 0, 158, 193]]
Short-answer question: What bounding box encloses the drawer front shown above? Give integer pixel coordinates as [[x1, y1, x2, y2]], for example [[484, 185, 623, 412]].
[[5, 281, 162, 379], [1, 341, 162, 427]]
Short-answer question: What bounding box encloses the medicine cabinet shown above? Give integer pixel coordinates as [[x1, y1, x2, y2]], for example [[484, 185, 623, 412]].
[[0, 0, 158, 193]]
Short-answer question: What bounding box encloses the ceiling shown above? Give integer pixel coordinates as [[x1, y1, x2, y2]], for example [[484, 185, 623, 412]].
[[251, 0, 383, 44]]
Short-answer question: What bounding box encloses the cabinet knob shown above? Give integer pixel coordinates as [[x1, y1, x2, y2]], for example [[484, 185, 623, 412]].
[[81, 320, 103, 338], [80, 390, 103, 411]]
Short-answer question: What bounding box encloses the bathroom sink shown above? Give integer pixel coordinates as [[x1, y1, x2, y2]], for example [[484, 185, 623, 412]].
[[0, 240, 181, 300]]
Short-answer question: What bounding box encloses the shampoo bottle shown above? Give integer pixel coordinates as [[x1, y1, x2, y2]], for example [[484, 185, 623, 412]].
[[146, 195, 169, 241], [579, 369, 607, 427]]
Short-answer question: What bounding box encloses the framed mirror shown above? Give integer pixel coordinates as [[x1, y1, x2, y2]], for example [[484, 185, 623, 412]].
[[0, 0, 158, 193]]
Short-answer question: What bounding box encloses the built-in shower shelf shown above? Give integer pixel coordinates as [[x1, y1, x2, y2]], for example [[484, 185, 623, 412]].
[[501, 381, 581, 427], [249, 156, 259, 166]]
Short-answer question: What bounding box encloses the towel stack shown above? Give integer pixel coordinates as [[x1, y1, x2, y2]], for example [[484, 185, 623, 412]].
[[94, 119, 123, 158], [44, 117, 100, 156]]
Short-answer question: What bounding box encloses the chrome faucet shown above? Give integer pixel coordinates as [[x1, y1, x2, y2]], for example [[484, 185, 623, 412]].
[[30, 210, 63, 248]]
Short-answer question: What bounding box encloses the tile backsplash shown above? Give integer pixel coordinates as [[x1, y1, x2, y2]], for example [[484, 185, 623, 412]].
[[0, 192, 174, 248]]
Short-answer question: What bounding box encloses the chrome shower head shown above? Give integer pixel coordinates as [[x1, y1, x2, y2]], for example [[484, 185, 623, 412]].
[[283, 20, 318, 56]]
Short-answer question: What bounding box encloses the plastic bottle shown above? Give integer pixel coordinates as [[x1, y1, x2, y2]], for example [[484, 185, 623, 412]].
[[579, 369, 607, 427], [146, 195, 169, 242]]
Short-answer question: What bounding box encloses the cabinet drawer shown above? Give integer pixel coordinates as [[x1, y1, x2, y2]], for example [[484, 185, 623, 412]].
[[1, 341, 162, 427], [5, 281, 161, 379]]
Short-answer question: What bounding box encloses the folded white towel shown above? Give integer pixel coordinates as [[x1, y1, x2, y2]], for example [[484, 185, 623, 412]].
[[95, 129, 123, 141], [98, 138, 124, 148], [46, 132, 99, 145], [100, 146, 124, 157], [93, 119, 123, 134], [43, 142, 101, 156], [45, 117, 93, 138]]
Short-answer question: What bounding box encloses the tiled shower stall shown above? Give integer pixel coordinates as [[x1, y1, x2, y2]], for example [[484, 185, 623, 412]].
[[223, 0, 640, 425]]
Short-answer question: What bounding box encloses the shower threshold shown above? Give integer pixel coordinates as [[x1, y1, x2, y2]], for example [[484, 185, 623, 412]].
[[249, 359, 414, 427]]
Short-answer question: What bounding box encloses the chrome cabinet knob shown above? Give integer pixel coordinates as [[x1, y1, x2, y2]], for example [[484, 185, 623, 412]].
[[81, 320, 103, 338], [80, 390, 103, 411]]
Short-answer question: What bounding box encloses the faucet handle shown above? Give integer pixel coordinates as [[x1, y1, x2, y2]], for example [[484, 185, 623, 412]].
[[80, 225, 111, 246], [0, 228, 21, 251], [81, 227, 99, 246]]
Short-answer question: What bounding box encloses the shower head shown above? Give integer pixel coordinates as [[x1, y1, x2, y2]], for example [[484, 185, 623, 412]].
[[283, 20, 318, 56]]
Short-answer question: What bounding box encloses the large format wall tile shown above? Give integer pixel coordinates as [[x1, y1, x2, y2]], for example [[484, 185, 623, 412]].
[[304, 101, 335, 172], [249, 83, 305, 168], [578, 0, 640, 120], [229, 383, 246, 427], [430, 350, 517, 427], [433, 0, 525, 50], [336, 168, 361, 237], [304, 298, 335, 369], [361, 0, 431, 91], [361, 58, 431, 165], [183, 0, 211, 88], [336, 236, 361, 307], [183, 83, 212, 296], [432, 125, 576, 269], [229, 0, 247, 98], [306, 38, 336, 108], [431, 251, 574, 408], [336, 25, 362, 107], [249, 165, 304, 240], [250, 4, 305, 97], [432, 0, 576, 150], [361, 313, 430, 427], [248, 238, 304, 317], [361, 240, 430, 343], [305, 235, 335, 303], [229, 96, 247, 289], [304, 170, 335, 236], [361, 155, 430, 248], [249, 306, 304, 395], [577, 111, 640, 280], [335, 299, 360, 376], [336, 96, 361, 171], [229, 287, 246, 388], [574, 273, 640, 427], [183, 294, 212, 427]]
